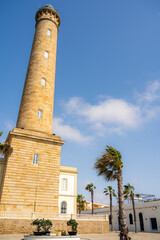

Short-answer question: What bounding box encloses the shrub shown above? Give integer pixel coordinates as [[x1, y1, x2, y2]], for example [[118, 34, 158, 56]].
[[31, 218, 52, 232], [67, 219, 78, 232]]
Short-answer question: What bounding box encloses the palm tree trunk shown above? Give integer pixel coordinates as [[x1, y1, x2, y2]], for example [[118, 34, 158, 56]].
[[91, 190, 94, 215], [132, 196, 137, 233], [110, 192, 113, 231], [117, 172, 129, 240], [79, 201, 81, 214]]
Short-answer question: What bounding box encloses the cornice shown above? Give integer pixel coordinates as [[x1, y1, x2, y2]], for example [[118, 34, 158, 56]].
[[6, 128, 64, 146]]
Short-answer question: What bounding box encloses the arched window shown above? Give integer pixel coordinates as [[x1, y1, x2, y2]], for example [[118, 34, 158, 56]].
[[139, 212, 144, 231], [61, 201, 67, 214], [44, 51, 49, 58], [41, 78, 46, 86], [118, 216, 120, 231], [47, 29, 51, 36], [33, 154, 38, 164], [129, 213, 133, 224]]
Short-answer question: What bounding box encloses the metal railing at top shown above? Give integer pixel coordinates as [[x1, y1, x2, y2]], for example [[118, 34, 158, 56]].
[[0, 211, 108, 221], [76, 214, 108, 221]]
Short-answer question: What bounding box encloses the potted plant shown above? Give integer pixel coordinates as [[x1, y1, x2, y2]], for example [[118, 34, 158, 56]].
[[61, 230, 66, 236], [55, 230, 62, 236], [67, 219, 78, 235], [31, 218, 52, 236]]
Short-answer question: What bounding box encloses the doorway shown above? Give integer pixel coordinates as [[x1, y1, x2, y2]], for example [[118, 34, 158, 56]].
[[139, 212, 144, 231]]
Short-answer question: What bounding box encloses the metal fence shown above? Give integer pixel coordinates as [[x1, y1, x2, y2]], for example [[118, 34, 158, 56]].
[[0, 211, 108, 221]]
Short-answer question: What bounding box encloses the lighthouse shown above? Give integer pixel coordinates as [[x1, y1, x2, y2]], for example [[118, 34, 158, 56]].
[[0, 5, 64, 213]]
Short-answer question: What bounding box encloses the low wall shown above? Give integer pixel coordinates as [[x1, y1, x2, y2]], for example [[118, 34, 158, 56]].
[[0, 219, 109, 235]]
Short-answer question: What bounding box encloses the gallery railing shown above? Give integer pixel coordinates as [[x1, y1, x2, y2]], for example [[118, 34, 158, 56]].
[[0, 211, 108, 221]]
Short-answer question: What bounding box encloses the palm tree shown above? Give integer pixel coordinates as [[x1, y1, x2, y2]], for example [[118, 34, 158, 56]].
[[124, 183, 140, 233], [94, 146, 130, 240], [85, 183, 96, 215], [136, 194, 141, 202], [104, 186, 117, 231], [0, 132, 9, 154], [77, 194, 86, 214]]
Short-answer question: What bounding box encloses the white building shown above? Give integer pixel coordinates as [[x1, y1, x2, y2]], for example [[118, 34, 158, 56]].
[[82, 200, 160, 233], [108, 200, 160, 233], [59, 166, 78, 215]]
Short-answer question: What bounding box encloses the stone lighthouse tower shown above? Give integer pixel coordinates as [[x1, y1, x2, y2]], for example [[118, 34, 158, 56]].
[[16, 4, 60, 134], [0, 5, 64, 213]]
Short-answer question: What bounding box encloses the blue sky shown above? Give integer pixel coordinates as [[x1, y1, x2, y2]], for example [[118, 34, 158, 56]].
[[1, 0, 160, 205]]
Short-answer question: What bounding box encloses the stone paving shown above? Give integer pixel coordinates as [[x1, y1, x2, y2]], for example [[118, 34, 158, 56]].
[[81, 232, 160, 240], [0, 232, 160, 240]]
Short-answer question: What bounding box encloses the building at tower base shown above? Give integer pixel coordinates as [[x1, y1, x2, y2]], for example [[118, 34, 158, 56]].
[[0, 128, 64, 213]]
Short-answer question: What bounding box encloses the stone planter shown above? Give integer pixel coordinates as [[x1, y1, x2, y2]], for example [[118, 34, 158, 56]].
[[68, 231, 77, 236], [24, 235, 80, 240], [34, 232, 50, 236]]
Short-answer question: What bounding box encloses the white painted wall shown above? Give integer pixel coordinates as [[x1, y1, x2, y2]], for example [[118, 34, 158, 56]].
[[82, 200, 160, 233], [58, 196, 75, 214], [122, 201, 160, 233], [59, 174, 74, 195], [58, 173, 76, 214]]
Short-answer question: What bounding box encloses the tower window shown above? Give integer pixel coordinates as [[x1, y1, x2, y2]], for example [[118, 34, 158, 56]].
[[61, 201, 67, 214], [41, 78, 46, 86], [33, 154, 38, 164], [37, 110, 42, 119], [47, 29, 51, 36], [62, 178, 68, 191], [44, 51, 49, 58]]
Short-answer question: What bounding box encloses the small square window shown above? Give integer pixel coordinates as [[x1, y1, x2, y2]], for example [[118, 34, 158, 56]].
[[37, 110, 42, 119], [47, 29, 51, 36], [44, 51, 49, 58], [41, 78, 46, 86]]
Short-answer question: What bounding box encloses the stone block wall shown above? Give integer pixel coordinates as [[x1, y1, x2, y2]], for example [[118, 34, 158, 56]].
[[0, 219, 109, 234], [0, 128, 64, 213]]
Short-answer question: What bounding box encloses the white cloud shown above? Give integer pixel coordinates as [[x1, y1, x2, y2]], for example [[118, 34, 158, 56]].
[[62, 80, 160, 135], [63, 97, 142, 134], [136, 80, 160, 103], [53, 117, 93, 144], [64, 97, 141, 127]]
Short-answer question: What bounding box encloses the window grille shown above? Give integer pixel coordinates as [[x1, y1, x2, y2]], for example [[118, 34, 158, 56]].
[[61, 201, 67, 214]]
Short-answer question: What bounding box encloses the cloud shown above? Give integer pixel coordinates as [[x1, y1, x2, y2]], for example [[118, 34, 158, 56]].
[[136, 80, 160, 103], [53, 117, 93, 144], [63, 97, 142, 134], [62, 80, 160, 135]]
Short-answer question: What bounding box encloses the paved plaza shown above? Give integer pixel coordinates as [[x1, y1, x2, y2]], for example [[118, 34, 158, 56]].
[[81, 232, 160, 239], [0, 232, 160, 240]]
